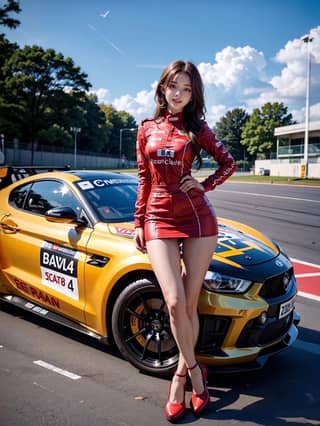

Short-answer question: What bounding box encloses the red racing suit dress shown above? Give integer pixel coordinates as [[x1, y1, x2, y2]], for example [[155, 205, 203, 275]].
[[134, 111, 236, 241]]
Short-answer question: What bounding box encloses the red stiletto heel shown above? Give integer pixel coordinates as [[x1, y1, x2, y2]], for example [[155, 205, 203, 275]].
[[188, 363, 209, 416], [164, 372, 187, 422]]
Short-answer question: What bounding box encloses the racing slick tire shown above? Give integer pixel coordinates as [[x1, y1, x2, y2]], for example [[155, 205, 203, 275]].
[[111, 278, 178, 377]]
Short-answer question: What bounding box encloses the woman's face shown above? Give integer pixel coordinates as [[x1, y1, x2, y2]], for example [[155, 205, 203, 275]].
[[163, 72, 192, 114]]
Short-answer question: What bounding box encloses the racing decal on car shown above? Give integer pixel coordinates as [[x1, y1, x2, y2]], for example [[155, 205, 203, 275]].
[[214, 230, 271, 268], [76, 178, 135, 190], [40, 242, 80, 301], [14, 278, 60, 309], [108, 225, 135, 238]]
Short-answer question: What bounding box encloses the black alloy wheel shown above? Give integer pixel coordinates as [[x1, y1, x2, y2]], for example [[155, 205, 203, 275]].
[[112, 278, 178, 376]]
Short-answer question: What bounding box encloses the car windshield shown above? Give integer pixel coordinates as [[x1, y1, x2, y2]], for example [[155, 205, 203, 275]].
[[78, 180, 138, 223]]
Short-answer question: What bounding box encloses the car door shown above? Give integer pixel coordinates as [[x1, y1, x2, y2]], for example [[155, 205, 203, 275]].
[[0, 178, 92, 322]]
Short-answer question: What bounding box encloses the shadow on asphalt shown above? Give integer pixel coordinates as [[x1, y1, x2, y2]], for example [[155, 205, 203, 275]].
[[2, 301, 319, 425], [0, 300, 122, 359], [202, 326, 320, 425]]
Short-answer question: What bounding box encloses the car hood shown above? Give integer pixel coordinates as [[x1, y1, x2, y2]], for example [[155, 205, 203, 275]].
[[214, 218, 279, 269], [107, 218, 279, 268]]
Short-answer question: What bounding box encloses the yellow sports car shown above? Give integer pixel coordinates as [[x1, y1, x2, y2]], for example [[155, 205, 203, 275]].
[[0, 166, 300, 376]]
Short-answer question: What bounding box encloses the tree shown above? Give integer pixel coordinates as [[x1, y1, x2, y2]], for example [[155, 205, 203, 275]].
[[100, 104, 137, 159], [0, 35, 19, 136], [0, 0, 20, 138], [37, 124, 73, 148], [0, 0, 21, 30], [76, 94, 109, 153], [241, 102, 294, 159], [2, 45, 91, 162], [214, 108, 249, 161]]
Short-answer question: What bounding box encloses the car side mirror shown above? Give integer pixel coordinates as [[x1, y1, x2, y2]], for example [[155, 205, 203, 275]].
[[45, 207, 87, 226]]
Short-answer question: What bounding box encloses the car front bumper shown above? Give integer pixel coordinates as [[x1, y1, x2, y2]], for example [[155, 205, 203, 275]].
[[196, 272, 300, 371], [196, 310, 300, 372]]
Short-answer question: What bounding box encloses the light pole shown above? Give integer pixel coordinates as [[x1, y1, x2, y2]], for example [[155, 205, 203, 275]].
[[0, 134, 4, 164], [301, 34, 313, 178], [119, 127, 136, 167], [0, 134, 4, 151], [70, 127, 81, 169]]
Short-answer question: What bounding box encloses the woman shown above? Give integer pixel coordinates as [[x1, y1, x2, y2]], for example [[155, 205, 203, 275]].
[[134, 60, 236, 421]]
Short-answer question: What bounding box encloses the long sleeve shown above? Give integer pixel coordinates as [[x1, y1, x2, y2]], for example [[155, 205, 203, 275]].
[[134, 123, 151, 228], [198, 123, 237, 192]]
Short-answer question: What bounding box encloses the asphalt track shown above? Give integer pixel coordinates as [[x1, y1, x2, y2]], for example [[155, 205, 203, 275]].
[[209, 181, 320, 301], [0, 180, 319, 425]]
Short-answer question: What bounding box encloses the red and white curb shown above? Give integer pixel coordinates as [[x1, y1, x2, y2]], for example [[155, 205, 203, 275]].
[[292, 259, 320, 302]]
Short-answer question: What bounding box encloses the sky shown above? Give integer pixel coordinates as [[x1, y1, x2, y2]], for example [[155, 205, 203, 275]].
[[3, 0, 320, 127]]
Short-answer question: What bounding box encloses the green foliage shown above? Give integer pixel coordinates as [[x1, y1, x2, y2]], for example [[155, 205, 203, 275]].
[[214, 108, 249, 160], [236, 159, 252, 172], [1, 44, 91, 156], [37, 124, 73, 147], [100, 103, 137, 159], [0, 0, 21, 30], [77, 94, 109, 153], [0, 35, 19, 134], [241, 102, 294, 159], [0, 3, 138, 163]]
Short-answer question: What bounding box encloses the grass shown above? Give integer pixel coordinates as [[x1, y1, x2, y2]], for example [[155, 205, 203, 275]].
[[229, 175, 320, 186], [108, 168, 320, 186]]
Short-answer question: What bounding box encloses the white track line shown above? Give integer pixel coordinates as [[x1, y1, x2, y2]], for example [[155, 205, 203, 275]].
[[292, 258, 320, 302], [291, 258, 320, 268], [295, 273, 320, 278], [217, 189, 320, 203], [297, 291, 320, 302], [33, 360, 81, 380]]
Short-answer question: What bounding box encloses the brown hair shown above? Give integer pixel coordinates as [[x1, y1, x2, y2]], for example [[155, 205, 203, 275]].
[[154, 60, 205, 168]]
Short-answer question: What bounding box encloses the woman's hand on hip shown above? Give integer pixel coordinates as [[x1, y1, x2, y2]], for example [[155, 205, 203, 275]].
[[134, 227, 147, 253], [179, 175, 204, 193]]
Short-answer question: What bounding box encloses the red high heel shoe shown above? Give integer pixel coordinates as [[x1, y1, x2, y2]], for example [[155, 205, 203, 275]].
[[164, 372, 187, 422], [188, 363, 209, 416]]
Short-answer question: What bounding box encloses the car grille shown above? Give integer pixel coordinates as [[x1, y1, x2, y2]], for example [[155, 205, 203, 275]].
[[236, 312, 294, 348], [259, 268, 294, 299], [196, 315, 231, 354]]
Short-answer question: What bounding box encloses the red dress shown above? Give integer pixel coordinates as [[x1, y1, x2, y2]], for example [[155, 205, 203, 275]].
[[134, 111, 236, 241]]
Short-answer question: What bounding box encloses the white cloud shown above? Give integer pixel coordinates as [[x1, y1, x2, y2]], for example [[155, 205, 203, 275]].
[[112, 82, 156, 123], [310, 102, 320, 120], [264, 26, 320, 123], [270, 26, 320, 98], [198, 46, 266, 90], [206, 104, 228, 126], [101, 27, 320, 128], [63, 86, 74, 94], [292, 102, 320, 122], [91, 88, 109, 104]]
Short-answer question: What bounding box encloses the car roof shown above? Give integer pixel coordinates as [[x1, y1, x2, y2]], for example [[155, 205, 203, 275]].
[[0, 167, 138, 190], [68, 170, 137, 182]]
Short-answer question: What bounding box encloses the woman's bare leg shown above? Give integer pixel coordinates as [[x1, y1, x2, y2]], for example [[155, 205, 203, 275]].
[[146, 238, 197, 402], [178, 235, 218, 392]]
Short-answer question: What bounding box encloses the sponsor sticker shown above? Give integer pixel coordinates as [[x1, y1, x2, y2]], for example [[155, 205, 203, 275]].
[[109, 225, 134, 238], [77, 181, 94, 190], [14, 278, 60, 309], [40, 242, 79, 300], [157, 148, 175, 158], [76, 178, 135, 191]]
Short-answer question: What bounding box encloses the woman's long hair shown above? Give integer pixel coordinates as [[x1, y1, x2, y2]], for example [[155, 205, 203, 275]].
[[154, 60, 205, 168]]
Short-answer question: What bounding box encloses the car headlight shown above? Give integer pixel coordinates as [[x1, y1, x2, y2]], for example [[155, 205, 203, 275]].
[[203, 271, 252, 294]]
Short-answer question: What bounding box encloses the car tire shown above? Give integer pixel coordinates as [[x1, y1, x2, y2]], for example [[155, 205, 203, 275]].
[[112, 278, 178, 377]]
